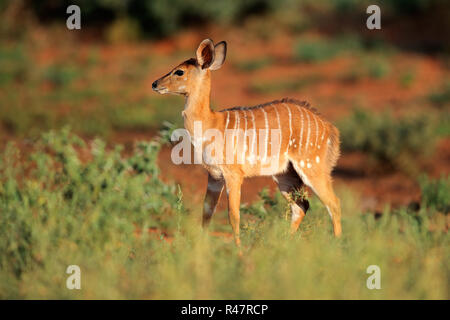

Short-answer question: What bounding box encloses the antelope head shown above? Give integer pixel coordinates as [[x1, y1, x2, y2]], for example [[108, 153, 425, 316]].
[[151, 39, 227, 96]]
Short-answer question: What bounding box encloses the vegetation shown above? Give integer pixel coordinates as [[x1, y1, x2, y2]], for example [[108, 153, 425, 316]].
[[234, 57, 273, 72], [338, 109, 438, 173], [428, 81, 450, 109], [8, 0, 445, 44], [0, 0, 448, 301], [0, 129, 447, 299], [0, 43, 183, 138], [419, 175, 450, 213], [249, 74, 324, 94]]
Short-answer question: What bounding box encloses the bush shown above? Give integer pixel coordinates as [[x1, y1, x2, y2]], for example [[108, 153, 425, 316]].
[[0, 128, 448, 299], [338, 109, 437, 172], [0, 128, 178, 278], [25, 0, 279, 38], [428, 82, 450, 109], [420, 175, 450, 213], [294, 35, 364, 63]]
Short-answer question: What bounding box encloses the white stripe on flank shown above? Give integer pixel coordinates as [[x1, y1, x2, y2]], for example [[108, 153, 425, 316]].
[[296, 106, 304, 153], [305, 109, 311, 152], [234, 111, 240, 154], [284, 104, 293, 152], [242, 110, 247, 163], [274, 106, 281, 131], [249, 109, 256, 161], [274, 106, 282, 154], [320, 117, 326, 141], [262, 108, 269, 161], [225, 111, 230, 129], [313, 113, 319, 147]]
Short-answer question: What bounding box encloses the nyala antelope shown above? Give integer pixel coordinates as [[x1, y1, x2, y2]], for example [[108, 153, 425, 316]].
[[152, 39, 342, 247]]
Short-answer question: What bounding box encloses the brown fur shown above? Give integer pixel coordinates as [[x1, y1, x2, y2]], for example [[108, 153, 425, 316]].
[[152, 39, 343, 248]]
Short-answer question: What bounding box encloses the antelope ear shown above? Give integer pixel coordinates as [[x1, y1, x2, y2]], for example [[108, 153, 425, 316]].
[[196, 39, 215, 69], [209, 41, 227, 70]]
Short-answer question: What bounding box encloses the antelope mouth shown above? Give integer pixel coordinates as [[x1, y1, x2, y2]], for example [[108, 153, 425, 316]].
[[153, 87, 168, 94]]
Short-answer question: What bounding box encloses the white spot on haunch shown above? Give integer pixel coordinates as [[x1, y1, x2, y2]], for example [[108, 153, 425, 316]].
[[316, 156, 320, 163], [307, 163, 312, 168], [300, 160, 305, 167]]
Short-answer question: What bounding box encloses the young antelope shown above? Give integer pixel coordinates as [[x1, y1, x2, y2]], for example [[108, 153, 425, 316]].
[[152, 39, 342, 247]]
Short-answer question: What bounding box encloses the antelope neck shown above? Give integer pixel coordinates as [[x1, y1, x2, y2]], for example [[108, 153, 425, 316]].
[[183, 71, 213, 132]]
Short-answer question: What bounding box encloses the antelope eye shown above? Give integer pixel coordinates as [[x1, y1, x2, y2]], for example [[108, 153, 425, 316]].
[[174, 70, 184, 76]]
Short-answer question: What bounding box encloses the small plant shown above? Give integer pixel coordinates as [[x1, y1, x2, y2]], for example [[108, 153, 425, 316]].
[[249, 74, 324, 94], [365, 57, 390, 79], [428, 81, 450, 109], [234, 57, 273, 72], [294, 39, 340, 63], [294, 35, 363, 63], [158, 121, 178, 145], [292, 186, 308, 203], [419, 175, 450, 213], [43, 64, 79, 87], [399, 69, 416, 88]]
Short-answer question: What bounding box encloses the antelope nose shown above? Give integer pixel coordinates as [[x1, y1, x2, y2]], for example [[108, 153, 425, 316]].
[[152, 81, 158, 89]]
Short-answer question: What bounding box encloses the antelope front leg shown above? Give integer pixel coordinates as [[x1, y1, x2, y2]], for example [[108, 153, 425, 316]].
[[202, 174, 224, 228], [225, 175, 243, 247]]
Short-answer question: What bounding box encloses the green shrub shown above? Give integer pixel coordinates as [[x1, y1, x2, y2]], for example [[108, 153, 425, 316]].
[[0, 128, 178, 278], [294, 35, 363, 63], [294, 39, 340, 63], [365, 57, 390, 79], [0, 45, 29, 84], [0, 128, 448, 299], [43, 64, 80, 88], [249, 74, 324, 93], [234, 57, 273, 72], [428, 82, 450, 109], [420, 175, 450, 213], [339, 55, 392, 83], [399, 69, 416, 88], [338, 109, 437, 172]]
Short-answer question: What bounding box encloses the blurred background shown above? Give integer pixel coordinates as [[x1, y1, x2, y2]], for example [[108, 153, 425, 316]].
[[0, 0, 449, 212]]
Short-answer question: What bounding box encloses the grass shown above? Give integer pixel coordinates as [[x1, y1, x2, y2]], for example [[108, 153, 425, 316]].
[[0, 41, 183, 139], [234, 57, 274, 72], [419, 175, 450, 213], [293, 35, 365, 63], [338, 54, 392, 83], [338, 109, 438, 174], [0, 129, 448, 299], [399, 69, 416, 88], [249, 74, 324, 94], [428, 81, 450, 109]]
